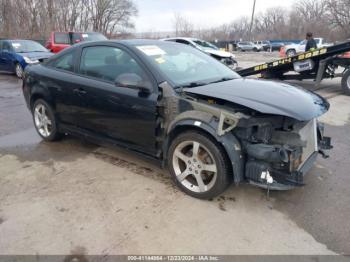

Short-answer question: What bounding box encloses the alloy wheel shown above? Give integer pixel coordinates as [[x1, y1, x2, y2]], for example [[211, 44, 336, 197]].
[[287, 50, 296, 57], [34, 103, 53, 138], [15, 64, 23, 78], [172, 140, 218, 193]]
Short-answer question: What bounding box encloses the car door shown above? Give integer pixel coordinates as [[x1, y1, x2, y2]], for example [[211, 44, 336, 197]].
[[73, 44, 158, 155], [298, 40, 307, 53], [52, 32, 71, 53], [43, 49, 83, 125], [0, 41, 14, 72]]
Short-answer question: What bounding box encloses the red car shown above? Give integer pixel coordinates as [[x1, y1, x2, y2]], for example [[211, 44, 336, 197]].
[[45, 32, 107, 53], [340, 51, 350, 59]]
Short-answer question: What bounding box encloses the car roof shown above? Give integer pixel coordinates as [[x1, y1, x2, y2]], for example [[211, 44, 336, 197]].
[[59, 39, 175, 51], [110, 39, 176, 46], [162, 37, 199, 42], [4, 39, 36, 42]]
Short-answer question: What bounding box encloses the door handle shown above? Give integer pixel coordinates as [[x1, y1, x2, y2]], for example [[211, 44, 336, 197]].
[[73, 88, 87, 95]]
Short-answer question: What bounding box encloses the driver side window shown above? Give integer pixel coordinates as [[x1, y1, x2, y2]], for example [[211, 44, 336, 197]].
[[79, 46, 148, 83], [3, 41, 12, 51]]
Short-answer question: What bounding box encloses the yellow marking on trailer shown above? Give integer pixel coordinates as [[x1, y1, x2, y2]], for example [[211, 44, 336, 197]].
[[305, 52, 312, 58], [320, 48, 327, 54]]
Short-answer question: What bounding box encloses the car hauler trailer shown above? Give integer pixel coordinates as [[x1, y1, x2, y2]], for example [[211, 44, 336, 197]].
[[237, 40, 350, 95]]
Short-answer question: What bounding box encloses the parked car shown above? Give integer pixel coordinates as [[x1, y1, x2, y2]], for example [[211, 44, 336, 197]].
[[236, 41, 262, 52], [23, 40, 332, 199], [162, 37, 238, 69], [45, 31, 107, 53], [270, 41, 285, 52], [341, 52, 350, 59], [254, 41, 271, 51], [0, 39, 53, 78], [280, 38, 332, 57]]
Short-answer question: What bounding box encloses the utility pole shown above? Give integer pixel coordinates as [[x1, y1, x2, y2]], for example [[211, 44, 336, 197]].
[[248, 0, 257, 41]]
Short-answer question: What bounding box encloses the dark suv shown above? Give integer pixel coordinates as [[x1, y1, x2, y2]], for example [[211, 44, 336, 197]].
[[23, 40, 332, 199]]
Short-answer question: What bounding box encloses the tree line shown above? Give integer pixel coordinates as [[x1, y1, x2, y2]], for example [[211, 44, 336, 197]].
[[172, 0, 350, 42], [0, 0, 138, 39], [0, 0, 349, 42]]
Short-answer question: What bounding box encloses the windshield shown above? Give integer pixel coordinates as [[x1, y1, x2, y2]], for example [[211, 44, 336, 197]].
[[82, 33, 107, 42], [11, 40, 48, 53], [136, 43, 240, 88], [193, 40, 218, 50]]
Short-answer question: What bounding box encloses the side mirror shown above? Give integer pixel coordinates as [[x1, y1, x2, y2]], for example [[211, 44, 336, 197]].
[[115, 73, 151, 94]]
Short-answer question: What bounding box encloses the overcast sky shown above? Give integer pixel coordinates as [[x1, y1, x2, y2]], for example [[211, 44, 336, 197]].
[[133, 0, 293, 32]]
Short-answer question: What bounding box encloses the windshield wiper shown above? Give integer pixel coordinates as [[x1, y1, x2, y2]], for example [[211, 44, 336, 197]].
[[174, 81, 208, 89], [208, 77, 235, 84]]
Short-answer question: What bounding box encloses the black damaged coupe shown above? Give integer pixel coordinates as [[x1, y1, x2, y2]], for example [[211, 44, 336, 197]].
[[22, 40, 332, 199]]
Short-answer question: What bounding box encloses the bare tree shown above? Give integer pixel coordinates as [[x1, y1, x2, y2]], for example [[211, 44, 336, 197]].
[[0, 0, 138, 39], [254, 7, 287, 39], [325, 0, 350, 38], [173, 13, 194, 37], [84, 0, 137, 36]]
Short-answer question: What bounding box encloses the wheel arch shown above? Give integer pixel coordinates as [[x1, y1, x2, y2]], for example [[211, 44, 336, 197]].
[[341, 69, 350, 95], [163, 117, 244, 184], [286, 48, 296, 55], [30, 85, 55, 111]]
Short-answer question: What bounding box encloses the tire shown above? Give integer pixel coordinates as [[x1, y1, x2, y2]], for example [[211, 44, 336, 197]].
[[32, 99, 62, 141], [253, 48, 258, 52], [15, 63, 24, 78], [286, 49, 296, 57], [167, 130, 232, 199], [341, 70, 350, 96]]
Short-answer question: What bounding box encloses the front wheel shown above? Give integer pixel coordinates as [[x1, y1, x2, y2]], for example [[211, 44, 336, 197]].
[[341, 70, 350, 96], [167, 131, 232, 199], [15, 63, 24, 78], [286, 49, 296, 57], [32, 99, 62, 141]]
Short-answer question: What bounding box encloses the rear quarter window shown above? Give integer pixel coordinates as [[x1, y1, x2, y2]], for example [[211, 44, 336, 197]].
[[54, 33, 70, 45], [48, 51, 75, 72]]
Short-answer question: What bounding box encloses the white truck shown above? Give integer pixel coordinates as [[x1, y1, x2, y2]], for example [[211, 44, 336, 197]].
[[284, 38, 332, 57]]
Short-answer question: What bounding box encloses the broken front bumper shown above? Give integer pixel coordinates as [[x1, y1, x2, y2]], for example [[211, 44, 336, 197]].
[[246, 125, 332, 191]]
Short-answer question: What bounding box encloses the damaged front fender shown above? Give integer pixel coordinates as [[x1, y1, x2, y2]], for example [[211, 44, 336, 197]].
[[165, 116, 245, 184]]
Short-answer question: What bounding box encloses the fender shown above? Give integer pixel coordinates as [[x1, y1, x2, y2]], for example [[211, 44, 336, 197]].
[[29, 83, 54, 110], [164, 111, 244, 184]]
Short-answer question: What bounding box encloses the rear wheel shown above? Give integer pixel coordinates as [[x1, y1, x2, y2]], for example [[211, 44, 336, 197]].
[[32, 99, 61, 141], [15, 63, 23, 78], [341, 69, 350, 96], [167, 131, 232, 199]]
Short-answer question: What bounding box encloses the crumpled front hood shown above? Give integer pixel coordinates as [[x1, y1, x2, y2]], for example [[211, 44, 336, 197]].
[[205, 49, 234, 58], [184, 78, 329, 121]]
